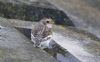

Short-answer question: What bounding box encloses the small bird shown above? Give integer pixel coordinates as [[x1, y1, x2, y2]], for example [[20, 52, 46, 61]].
[[31, 18, 54, 48]]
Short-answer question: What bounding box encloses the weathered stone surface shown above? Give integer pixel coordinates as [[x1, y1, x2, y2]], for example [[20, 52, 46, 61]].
[[0, 17, 34, 28], [0, 0, 74, 26], [46, 0, 100, 38], [0, 27, 58, 62], [53, 26, 100, 62], [1, 17, 100, 62], [0, 0, 56, 9]]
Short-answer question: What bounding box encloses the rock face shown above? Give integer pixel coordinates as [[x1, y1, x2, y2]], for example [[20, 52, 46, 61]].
[[1, 0, 100, 38], [1, 17, 100, 62], [0, 0, 74, 26], [0, 27, 58, 62], [0, 0, 56, 9], [0, 17, 80, 62], [46, 0, 100, 38], [53, 26, 100, 62]]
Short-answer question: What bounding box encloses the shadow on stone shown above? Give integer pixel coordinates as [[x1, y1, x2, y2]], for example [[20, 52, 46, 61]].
[[0, 1, 75, 27], [16, 27, 81, 62]]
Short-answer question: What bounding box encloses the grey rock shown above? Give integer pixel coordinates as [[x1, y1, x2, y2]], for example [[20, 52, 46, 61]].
[[0, 27, 58, 62], [1, 16, 100, 62], [0, 0, 56, 9], [46, 0, 100, 38], [53, 26, 100, 62]]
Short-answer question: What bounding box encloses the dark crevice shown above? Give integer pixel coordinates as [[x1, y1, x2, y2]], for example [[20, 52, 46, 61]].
[[0, 1, 75, 26]]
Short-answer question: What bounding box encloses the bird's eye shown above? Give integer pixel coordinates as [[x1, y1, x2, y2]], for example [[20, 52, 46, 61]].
[[46, 21, 49, 23]]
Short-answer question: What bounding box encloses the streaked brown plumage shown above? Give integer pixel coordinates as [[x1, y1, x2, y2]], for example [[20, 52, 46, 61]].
[[31, 18, 54, 47]]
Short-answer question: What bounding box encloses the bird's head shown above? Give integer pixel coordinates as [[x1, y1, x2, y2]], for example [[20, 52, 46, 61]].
[[40, 18, 54, 28]]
